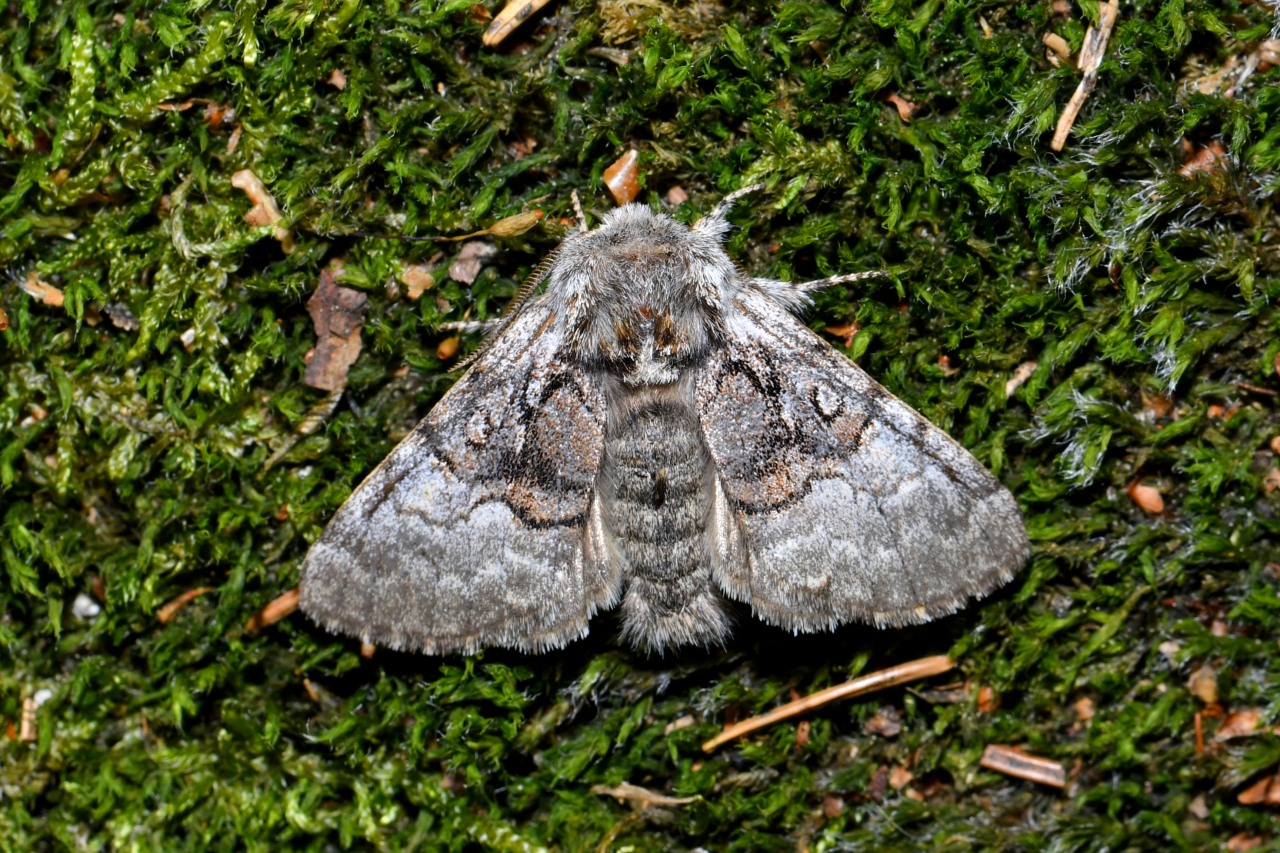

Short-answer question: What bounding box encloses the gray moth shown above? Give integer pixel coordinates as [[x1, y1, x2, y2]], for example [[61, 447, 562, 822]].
[[299, 186, 1029, 655]]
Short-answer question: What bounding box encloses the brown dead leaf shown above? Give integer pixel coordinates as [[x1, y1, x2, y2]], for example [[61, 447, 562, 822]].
[[1227, 833, 1268, 852], [863, 707, 902, 737], [1237, 773, 1280, 806], [604, 149, 641, 205], [1180, 139, 1228, 176], [666, 185, 688, 206], [1141, 390, 1175, 420], [448, 241, 497, 285], [22, 271, 64, 307], [976, 685, 1000, 713], [1187, 663, 1218, 705], [1216, 708, 1265, 741], [245, 587, 301, 633], [0, 305, 9, 331], [1263, 468, 1280, 496], [823, 794, 844, 818], [304, 266, 368, 392], [1074, 697, 1096, 722], [400, 264, 436, 300], [888, 765, 914, 790]]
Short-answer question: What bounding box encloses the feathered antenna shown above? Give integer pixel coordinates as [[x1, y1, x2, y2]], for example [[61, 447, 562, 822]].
[[692, 183, 766, 237]]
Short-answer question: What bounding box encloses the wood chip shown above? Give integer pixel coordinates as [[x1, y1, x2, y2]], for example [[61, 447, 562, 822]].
[[231, 168, 295, 253], [157, 587, 213, 623], [664, 714, 695, 735], [824, 321, 860, 349], [1127, 480, 1165, 515], [483, 0, 553, 47], [245, 586, 300, 632], [590, 782, 699, 808], [304, 266, 368, 392], [1043, 32, 1071, 61], [436, 335, 460, 361], [400, 264, 436, 300], [701, 655, 954, 751], [19, 696, 38, 741], [883, 92, 918, 122], [1051, 0, 1120, 152], [888, 765, 914, 790], [21, 271, 64, 307], [979, 744, 1067, 788], [604, 149, 641, 205], [1005, 361, 1038, 398]]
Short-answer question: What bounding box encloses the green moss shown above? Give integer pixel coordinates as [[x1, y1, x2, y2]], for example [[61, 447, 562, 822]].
[[2, 0, 1278, 849]]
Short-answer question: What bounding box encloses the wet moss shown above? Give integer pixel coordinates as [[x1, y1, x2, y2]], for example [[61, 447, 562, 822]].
[[1, 0, 1278, 849]]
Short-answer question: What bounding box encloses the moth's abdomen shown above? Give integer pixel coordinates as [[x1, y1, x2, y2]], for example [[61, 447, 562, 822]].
[[601, 391, 730, 651]]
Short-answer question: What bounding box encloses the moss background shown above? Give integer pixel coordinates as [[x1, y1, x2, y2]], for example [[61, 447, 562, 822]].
[[3, 0, 1279, 850]]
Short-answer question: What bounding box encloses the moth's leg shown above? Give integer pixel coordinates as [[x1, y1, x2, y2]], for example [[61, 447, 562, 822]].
[[438, 319, 502, 335], [571, 190, 588, 233], [792, 270, 888, 293]]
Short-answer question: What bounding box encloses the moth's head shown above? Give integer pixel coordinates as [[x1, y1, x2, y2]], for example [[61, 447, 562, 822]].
[[551, 204, 743, 384]]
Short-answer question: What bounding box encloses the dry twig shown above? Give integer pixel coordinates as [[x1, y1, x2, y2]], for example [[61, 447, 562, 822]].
[[1051, 0, 1120, 152], [701, 655, 955, 752], [979, 744, 1067, 788]]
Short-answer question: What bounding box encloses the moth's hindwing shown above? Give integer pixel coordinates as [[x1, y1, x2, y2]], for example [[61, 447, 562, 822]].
[[299, 302, 618, 654], [697, 286, 1030, 631]]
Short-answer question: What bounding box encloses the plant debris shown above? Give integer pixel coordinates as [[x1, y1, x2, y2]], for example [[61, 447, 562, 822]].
[[304, 267, 368, 392], [702, 656, 955, 751]]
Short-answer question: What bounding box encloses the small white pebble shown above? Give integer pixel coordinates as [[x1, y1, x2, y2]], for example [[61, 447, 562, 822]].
[[72, 593, 101, 619]]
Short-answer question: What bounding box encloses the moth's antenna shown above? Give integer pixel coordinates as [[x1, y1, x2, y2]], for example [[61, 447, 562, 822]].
[[693, 183, 766, 234], [571, 190, 588, 233], [793, 270, 889, 292], [449, 247, 561, 372]]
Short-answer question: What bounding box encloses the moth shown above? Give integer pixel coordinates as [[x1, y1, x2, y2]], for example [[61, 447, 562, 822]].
[[300, 186, 1029, 655]]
